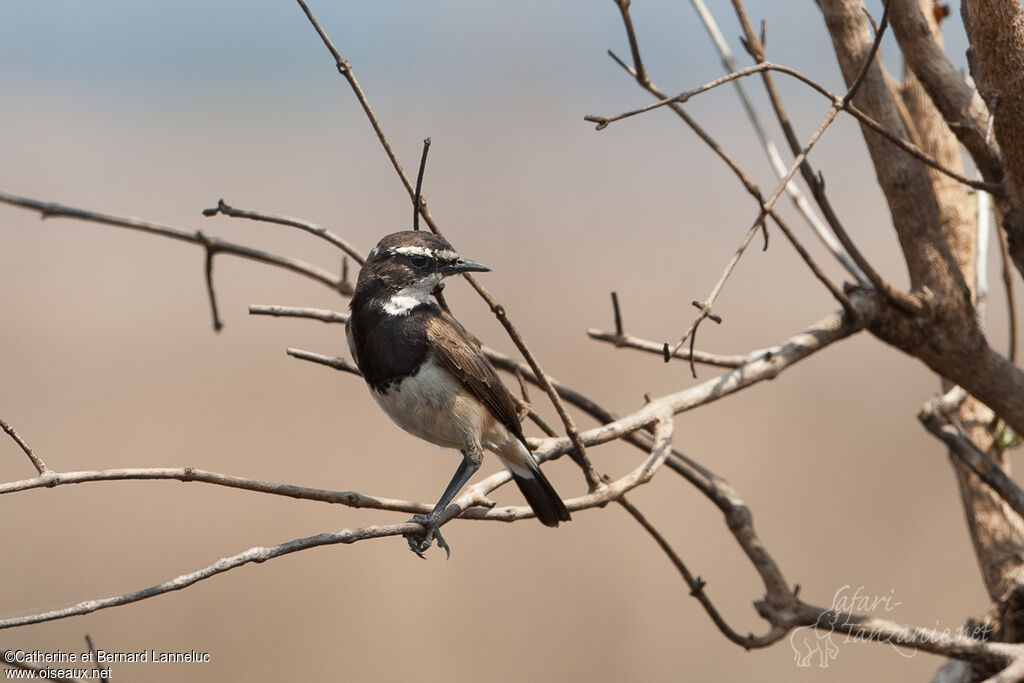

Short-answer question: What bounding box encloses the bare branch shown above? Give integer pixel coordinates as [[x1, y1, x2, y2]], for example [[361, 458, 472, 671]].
[[587, 329, 745, 368], [613, 0, 648, 86], [286, 348, 361, 375], [0, 522, 417, 630], [607, 23, 856, 333], [0, 465, 426, 512], [203, 198, 365, 266], [249, 304, 347, 323], [842, 0, 892, 107], [0, 191, 349, 297], [664, 102, 864, 370], [688, 0, 868, 285], [587, 61, 1000, 196], [790, 601, 1015, 667], [920, 395, 1024, 519], [618, 496, 766, 648]]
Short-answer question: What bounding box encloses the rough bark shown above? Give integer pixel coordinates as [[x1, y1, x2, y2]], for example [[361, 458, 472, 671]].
[[889, 0, 1002, 184], [819, 0, 1024, 439], [820, 0, 971, 302], [962, 0, 1024, 278], [892, 0, 1024, 616]]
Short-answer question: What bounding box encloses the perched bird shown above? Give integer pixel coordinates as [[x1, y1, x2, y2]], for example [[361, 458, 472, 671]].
[[346, 231, 571, 556]]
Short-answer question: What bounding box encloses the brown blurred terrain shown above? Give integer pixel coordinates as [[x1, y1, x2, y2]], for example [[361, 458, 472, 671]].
[[1, 2, 1018, 681]]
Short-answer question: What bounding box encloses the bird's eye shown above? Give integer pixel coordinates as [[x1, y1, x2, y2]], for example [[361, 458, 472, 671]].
[[409, 255, 429, 269]]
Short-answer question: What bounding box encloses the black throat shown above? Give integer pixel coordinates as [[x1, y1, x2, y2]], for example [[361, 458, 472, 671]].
[[348, 288, 435, 394]]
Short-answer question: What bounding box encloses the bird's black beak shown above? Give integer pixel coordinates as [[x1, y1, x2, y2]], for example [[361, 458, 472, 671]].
[[443, 257, 491, 275]]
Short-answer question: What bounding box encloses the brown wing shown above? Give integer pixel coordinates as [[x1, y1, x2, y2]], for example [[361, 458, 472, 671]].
[[425, 310, 526, 443]]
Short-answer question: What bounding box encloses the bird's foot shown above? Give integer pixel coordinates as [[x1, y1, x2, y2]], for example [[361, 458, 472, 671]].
[[405, 514, 451, 559]]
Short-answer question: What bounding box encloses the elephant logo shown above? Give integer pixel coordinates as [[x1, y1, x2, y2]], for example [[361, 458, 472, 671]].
[[790, 609, 843, 668]]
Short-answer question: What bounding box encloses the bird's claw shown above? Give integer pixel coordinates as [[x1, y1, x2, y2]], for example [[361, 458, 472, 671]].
[[405, 514, 451, 559]]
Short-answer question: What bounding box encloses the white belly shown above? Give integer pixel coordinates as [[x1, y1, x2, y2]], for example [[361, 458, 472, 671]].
[[371, 358, 510, 452]]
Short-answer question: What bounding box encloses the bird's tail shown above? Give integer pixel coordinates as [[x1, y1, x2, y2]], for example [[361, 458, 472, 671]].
[[498, 440, 571, 527]]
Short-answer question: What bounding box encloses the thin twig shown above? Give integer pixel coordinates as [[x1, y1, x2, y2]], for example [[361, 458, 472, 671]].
[[606, 50, 852, 323], [618, 496, 768, 649], [0, 523, 416, 629], [295, 0, 416, 199], [203, 198, 365, 265], [0, 417, 50, 475], [413, 137, 431, 231], [287, 348, 361, 376], [604, 5, 861, 373], [613, 0, 648, 86], [920, 397, 1024, 521], [587, 61, 999, 195], [611, 291, 624, 338], [0, 465, 429, 510], [666, 103, 846, 372], [84, 634, 102, 680], [198, 234, 222, 331], [0, 191, 350, 300], [769, 210, 854, 317], [688, 0, 868, 285], [585, 62, 831, 129], [843, 0, 892, 107], [589, 328, 746, 367], [729, 0, 925, 315], [249, 304, 348, 323]]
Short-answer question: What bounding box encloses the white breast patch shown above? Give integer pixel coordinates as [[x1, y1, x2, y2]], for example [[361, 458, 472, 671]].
[[369, 356, 514, 455]]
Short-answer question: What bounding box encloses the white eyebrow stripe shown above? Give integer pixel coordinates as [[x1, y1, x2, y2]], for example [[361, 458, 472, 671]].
[[388, 246, 457, 260]]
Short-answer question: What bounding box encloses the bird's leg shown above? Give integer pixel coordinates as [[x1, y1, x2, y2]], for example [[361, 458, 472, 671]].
[[406, 445, 482, 558]]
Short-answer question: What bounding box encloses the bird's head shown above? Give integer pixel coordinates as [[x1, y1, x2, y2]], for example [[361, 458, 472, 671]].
[[354, 231, 490, 314]]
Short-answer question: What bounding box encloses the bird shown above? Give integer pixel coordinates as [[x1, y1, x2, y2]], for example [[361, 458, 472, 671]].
[[346, 230, 571, 556]]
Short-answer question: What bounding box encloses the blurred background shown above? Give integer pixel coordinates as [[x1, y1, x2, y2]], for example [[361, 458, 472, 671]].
[[0, 1, 1017, 680]]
